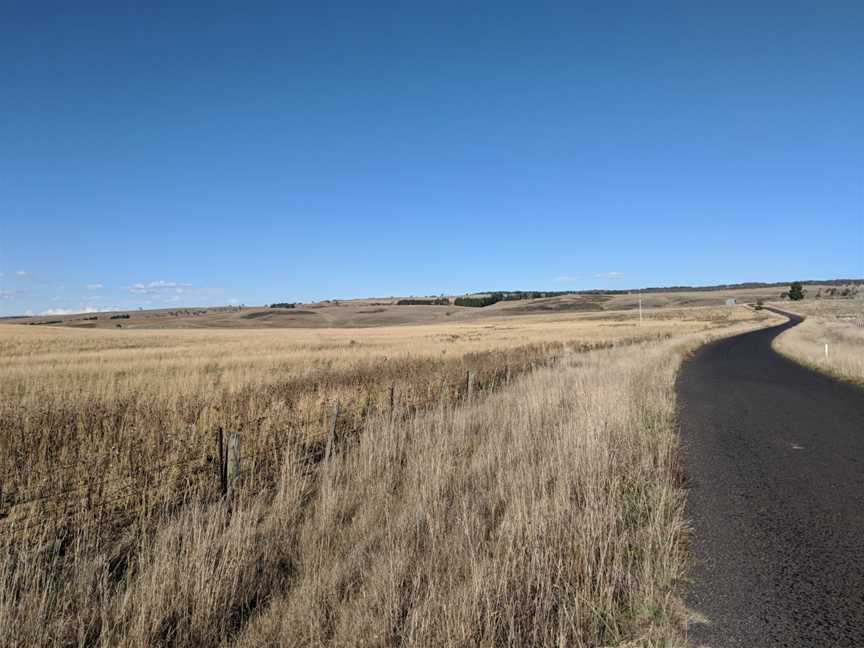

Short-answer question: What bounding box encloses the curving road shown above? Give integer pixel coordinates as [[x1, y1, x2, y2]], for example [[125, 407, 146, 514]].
[[678, 310, 864, 647]]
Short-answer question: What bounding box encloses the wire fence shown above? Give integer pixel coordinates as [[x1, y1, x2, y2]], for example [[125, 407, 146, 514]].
[[0, 353, 575, 539]]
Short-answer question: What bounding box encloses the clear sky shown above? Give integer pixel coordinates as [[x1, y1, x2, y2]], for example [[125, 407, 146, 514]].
[[2, 1, 862, 315]]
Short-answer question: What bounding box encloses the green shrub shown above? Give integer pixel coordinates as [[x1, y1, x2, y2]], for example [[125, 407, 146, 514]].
[[789, 282, 804, 301]]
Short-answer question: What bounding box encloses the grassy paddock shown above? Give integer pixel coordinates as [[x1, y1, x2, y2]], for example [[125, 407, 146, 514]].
[[0, 307, 778, 647], [0, 308, 761, 525]]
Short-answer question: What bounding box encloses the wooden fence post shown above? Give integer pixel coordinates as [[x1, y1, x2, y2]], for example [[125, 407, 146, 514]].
[[389, 384, 395, 419], [226, 432, 240, 504], [217, 426, 226, 497], [325, 402, 340, 463]]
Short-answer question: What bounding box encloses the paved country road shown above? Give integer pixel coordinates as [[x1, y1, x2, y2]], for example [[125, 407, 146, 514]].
[[678, 310, 864, 647]]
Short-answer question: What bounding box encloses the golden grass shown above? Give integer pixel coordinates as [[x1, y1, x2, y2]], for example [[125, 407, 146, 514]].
[[0, 306, 779, 647], [772, 298, 864, 385], [0, 307, 762, 518]]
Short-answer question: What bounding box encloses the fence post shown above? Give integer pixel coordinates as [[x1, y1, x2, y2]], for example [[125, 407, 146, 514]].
[[466, 370, 475, 402], [217, 426, 226, 497], [226, 432, 240, 504], [325, 402, 340, 463], [389, 384, 395, 419]]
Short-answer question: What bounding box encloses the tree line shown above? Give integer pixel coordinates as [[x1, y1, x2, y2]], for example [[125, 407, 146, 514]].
[[396, 298, 451, 306], [454, 291, 577, 308]]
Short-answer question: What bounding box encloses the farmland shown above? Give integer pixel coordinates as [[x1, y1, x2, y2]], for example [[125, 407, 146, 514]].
[[0, 304, 780, 646], [7, 283, 822, 331]]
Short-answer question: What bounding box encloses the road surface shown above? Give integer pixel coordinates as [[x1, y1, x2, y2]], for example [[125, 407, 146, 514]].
[[678, 310, 864, 647]]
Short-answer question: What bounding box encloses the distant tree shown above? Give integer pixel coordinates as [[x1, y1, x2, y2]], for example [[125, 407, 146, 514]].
[[788, 282, 804, 301]]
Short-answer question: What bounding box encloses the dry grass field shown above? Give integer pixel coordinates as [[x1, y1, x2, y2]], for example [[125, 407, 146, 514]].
[[0, 305, 781, 647], [772, 298, 864, 386]]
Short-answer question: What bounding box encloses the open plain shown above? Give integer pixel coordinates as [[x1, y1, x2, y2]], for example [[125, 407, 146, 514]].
[[4, 3, 861, 644], [0, 302, 782, 646], [7, 284, 824, 330]]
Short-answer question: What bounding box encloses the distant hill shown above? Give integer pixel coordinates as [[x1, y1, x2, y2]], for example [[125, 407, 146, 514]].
[[468, 279, 864, 297], [2, 279, 860, 329]]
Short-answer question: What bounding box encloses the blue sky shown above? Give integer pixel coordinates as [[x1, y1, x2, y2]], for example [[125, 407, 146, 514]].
[[2, 1, 862, 315]]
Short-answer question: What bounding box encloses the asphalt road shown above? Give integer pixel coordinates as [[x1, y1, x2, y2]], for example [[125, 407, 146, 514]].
[[678, 310, 864, 647]]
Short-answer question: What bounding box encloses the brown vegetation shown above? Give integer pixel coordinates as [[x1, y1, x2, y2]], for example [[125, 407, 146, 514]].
[[0, 307, 779, 646], [6, 284, 826, 331]]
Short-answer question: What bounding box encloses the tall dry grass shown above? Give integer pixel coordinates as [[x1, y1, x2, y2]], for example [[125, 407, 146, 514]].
[[0, 308, 761, 529], [772, 298, 864, 385], [0, 307, 779, 647], [232, 341, 692, 648]]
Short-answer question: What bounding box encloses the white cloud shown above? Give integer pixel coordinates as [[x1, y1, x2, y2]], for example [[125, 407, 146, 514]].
[[594, 271, 624, 280], [85, 283, 103, 290], [15, 270, 31, 278], [130, 280, 192, 295], [41, 305, 117, 316], [24, 309, 33, 316], [0, 290, 15, 300]]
